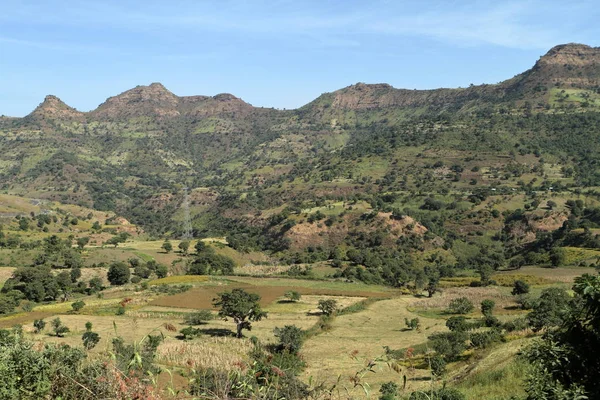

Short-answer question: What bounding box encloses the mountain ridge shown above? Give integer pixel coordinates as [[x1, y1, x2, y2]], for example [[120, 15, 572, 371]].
[[17, 42, 600, 122]]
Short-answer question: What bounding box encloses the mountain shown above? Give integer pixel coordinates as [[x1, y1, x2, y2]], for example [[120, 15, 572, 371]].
[[1, 42, 600, 247], [25, 95, 85, 122]]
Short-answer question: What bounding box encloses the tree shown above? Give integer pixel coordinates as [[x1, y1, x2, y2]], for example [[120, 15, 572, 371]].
[[194, 240, 207, 253], [71, 300, 85, 312], [161, 240, 173, 253], [178, 240, 190, 255], [405, 317, 420, 330], [273, 325, 304, 354], [76, 237, 89, 250], [82, 321, 100, 350], [51, 317, 69, 337], [213, 288, 267, 338], [512, 280, 530, 296], [527, 287, 571, 331], [107, 262, 130, 286], [481, 299, 495, 317], [447, 297, 474, 314], [70, 267, 81, 283], [549, 247, 567, 267], [284, 291, 301, 302], [446, 316, 469, 332], [525, 274, 600, 399], [317, 299, 338, 316], [89, 276, 104, 292], [155, 264, 168, 278], [33, 319, 46, 334], [426, 276, 440, 298]]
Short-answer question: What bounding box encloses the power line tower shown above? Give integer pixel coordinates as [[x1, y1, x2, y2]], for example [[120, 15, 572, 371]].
[[182, 187, 193, 240]]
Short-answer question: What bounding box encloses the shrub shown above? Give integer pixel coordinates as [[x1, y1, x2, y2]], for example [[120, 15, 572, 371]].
[[405, 317, 420, 330], [274, 325, 304, 354], [447, 297, 474, 314], [115, 306, 126, 315], [179, 326, 203, 340], [512, 280, 530, 295], [284, 291, 301, 302], [429, 331, 468, 361], [429, 354, 446, 377], [130, 276, 142, 284], [33, 319, 46, 333], [317, 299, 338, 316], [481, 299, 495, 317], [51, 318, 69, 337], [82, 322, 100, 350], [446, 316, 469, 332], [503, 317, 529, 332], [71, 300, 85, 312], [183, 310, 213, 325], [379, 382, 399, 400]]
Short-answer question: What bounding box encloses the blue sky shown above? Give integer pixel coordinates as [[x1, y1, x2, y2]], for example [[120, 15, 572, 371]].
[[1, 0, 599, 116]]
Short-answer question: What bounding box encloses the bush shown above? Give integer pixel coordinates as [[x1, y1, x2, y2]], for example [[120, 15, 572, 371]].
[[446, 316, 469, 332], [503, 317, 529, 332], [317, 299, 338, 316], [130, 276, 142, 284], [379, 381, 399, 400], [405, 317, 420, 330], [115, 306, 126, 315], [512, 280, 530, 295], [33, 319, 46, 333], [51, 317, 69, 337], [480, 299, 495, 317], [284, 291, 301, 302], [447, 297, 474, 314], [274, 325, 304, 354], [71, 300, 85, 312], [429, 331, 468, 361], [179, 326, 203, 340], [429, 354, 446, 377], [183, 310, 213, 325]]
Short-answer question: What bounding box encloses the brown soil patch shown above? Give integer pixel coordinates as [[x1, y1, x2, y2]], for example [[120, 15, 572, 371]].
[[150, 284, 388, 310]]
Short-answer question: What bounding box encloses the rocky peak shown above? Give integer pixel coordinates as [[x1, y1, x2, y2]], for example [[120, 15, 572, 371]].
[[27, 95, 84, 121], [522, 43, 600, 89], [90, 82, 180, 119]]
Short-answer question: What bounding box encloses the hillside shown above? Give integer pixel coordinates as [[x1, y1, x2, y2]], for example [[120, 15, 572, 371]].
[[2, 42, 600, 400], [0, 43, 599, 263]]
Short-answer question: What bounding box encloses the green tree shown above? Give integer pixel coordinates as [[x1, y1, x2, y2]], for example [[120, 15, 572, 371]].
[[549, 247, 567, 267], [447, 297, 474, 314], [161, 240, 173, 253], [317, 299, 338, 316], [525, 274, 600, 399], [71, 300, 85, 312], [527, 287, 571, 331], [178, 240, 190, 255], [481, 299, 495, 317], [213, 288, 267, 338], [273, 325, 304, 354], [512, 280, 530, 295], [51, 317, 69, 337], [155, 264, 168, 278], [107, 262, 130, 286], [33, 319, 46, 334], [284, 291, 301, 302], [82, 321, 100, 350], [76, 237, 89, 250]]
